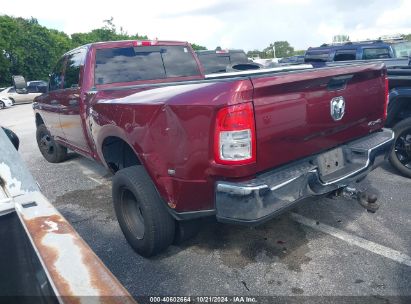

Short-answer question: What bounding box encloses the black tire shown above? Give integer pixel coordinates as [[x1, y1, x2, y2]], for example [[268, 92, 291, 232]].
[[36, 124, 68, 163], [112, 166, 175, 257], [389, 117, 411, 178], [0, 101, 4, 109]]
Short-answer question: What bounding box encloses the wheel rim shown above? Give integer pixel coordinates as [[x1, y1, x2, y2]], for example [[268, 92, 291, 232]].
[[39, 131, 55, 155], [120, 188, 145, 240], [0, 102, 4, 109], [394, 127, 411, 169]]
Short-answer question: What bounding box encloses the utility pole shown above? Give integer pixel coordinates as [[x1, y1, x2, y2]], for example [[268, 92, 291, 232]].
[[272, 44, 276, 58]]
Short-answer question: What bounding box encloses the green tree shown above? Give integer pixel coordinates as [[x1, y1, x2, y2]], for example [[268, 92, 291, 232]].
[[191, 43, 207, 51], [293, 50, 306, 56], [262, 41, 294, 58], [273, 41, 294, 58], [0, 15, 207, 86], [247, 49, 264, 58], [333, 34, 350, 43], [0, 16, 71, 86], [71, 17, 148, 47]]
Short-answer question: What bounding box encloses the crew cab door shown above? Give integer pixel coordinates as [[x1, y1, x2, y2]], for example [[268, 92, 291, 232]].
[[59, 48, 91, 154], [35, 57, 66, 139]]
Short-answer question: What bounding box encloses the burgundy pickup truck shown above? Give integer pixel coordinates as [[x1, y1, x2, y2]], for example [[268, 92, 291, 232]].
[[16, 40, 394, 256]]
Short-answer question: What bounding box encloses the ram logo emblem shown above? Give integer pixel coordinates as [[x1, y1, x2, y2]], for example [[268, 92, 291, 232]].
[[330, 96, 345, 121]]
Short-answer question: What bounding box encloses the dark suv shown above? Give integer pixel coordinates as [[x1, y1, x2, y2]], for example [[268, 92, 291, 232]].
[[304, 40, 411, 178], [304, 40, 394, 63]]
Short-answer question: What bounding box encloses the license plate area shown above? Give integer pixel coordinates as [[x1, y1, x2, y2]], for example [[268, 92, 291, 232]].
[[317, 147, 345, 177]]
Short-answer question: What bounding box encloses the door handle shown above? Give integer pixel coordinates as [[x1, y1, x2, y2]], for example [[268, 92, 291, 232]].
[[69, 99, 79, 106], [327, 74, 353, 91]]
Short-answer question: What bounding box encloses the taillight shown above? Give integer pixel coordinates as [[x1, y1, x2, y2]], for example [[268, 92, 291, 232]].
[[214, 102, 256, 165], [384, 74, 389, 120]]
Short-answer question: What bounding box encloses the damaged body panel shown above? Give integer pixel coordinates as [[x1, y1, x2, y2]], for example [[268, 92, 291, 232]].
[[0, 129, 135, 303]]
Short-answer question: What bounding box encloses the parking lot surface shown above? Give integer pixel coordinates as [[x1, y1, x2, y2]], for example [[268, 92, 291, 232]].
[[1, 104, 410, 300]]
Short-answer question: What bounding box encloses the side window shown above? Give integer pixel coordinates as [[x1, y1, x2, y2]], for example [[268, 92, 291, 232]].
[[304, 50, 330, 62], [362, 48, 390, 60], [64, 48, 86, 89], [27, 85, 38, 93], [334, 49, 356, 61], [49, 57, 66, 91]]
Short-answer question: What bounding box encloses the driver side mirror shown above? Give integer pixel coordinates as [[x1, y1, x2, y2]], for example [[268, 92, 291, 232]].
[[12, 75, 28, 94]]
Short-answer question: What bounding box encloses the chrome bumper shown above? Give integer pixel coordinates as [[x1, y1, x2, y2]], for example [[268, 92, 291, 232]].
[[215, 129, 394, 225]]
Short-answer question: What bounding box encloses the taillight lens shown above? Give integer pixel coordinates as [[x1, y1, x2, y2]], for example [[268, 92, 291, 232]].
[[384, 74, 389, 120], [214, 102, 256, 165], [133, 40, 154, 46]]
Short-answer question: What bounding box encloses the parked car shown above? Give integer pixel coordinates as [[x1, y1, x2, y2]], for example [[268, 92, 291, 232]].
[[196, 49, 250, 73], [0, 127, 136, 302], [27, 80, 48, 87], [391, 41, 411, 58], [13, 40, 393, 257], [385, 66, 411, 177], [0, 96, 13, 109], [386, 41, 411, 178], [304, 39, 411, 66], [319, 44, 411, 178], [27, 80, 48, 94], [304, 40, 394, 64], [0, 86, 42, 104]]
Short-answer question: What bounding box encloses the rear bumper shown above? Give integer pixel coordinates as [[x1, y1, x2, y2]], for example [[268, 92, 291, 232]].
[[215, 129, 394, 225]]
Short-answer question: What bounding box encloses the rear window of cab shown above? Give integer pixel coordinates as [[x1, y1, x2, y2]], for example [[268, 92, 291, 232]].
[[94, 45, 201, 85]]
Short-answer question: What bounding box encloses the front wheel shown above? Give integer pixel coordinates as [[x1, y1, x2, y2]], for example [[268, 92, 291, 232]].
[[112, 166, 175, 257], [36, 124, 68, 163], [389, 117, 411, 178], [0, 101, 4, 109]]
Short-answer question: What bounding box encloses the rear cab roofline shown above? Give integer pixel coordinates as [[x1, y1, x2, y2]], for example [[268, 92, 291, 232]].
[[82, 40, 205, 91]]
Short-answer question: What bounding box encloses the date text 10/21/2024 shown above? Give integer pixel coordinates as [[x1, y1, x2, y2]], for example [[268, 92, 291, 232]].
[[148, 296, 258, 303]]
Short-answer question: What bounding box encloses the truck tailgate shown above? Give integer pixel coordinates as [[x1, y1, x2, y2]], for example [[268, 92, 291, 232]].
[[251, 63, 387, 172]]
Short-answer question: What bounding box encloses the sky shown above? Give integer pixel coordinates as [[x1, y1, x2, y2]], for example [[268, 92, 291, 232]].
[[2, 0, 411, 51]]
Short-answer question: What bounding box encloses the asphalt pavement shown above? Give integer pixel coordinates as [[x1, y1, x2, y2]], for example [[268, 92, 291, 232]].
[[1, 104, 410, 301]]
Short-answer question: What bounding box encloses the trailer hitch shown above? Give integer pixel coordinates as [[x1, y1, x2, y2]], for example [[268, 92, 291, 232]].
[[341, 186, 380, 213]]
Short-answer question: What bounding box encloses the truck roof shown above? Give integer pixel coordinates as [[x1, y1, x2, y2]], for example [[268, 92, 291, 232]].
[[73, 40, 190, 51], [91, 40, 189, 48], [307, 40, 393, 52], [196, 49, 245, 55], [305, 40, 397, 63]]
